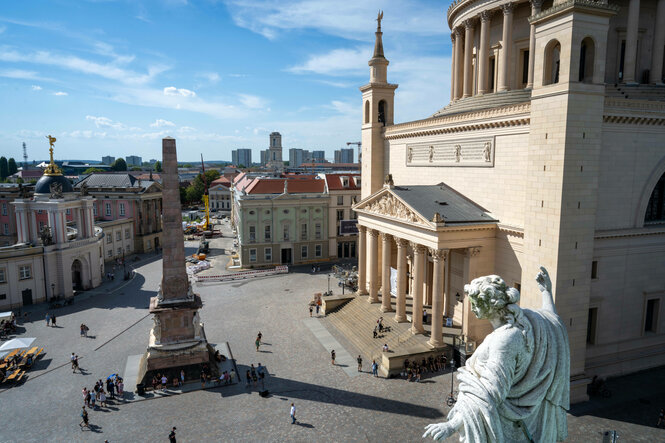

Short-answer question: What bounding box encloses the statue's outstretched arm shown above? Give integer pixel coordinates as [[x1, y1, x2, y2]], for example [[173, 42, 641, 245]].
[[423, 414, 463, 441], [536, 266, 556, 314]]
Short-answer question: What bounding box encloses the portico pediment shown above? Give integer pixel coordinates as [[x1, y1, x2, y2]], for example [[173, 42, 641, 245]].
[[353, 187, 433, 228]]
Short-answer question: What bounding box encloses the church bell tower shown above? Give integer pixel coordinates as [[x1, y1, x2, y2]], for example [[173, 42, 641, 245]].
[[360, 11, 398, 199]]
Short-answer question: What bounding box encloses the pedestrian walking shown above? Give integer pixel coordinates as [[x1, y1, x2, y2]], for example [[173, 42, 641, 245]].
[[255, 337, 260, 352], [250, 364, 258, 387], [373, 326, 378, 339], [372, 360, 379, 377], [169, 426, 177, 443], [331, 350, 336, 365], [51, 314, 56, 327], [357, 355, 363, 372], [423, 308, 428, 324], [180, 369, 185, 386], [79, 406, 90, 429], [71, 353, 77, 373], [45, 313, 50, 327], [117, 378, 124, 397], [257, 331, 263, 344], [245, 369, 251, 388], [82, 387, 89, 406], [290, 403, 296, 424], [99, 390, 107, 407], [309, 305, 313, 317], [80, 324, 85, 338]]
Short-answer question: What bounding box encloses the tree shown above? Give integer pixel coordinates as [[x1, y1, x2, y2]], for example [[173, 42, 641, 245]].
[[8, 158, 17, 175], [154, 161, 162, 172], [110, 158, 127, 171], [182, 163, 193, 168], [0, 157, 8, 179], [185, 186, 200, 203], [185, 170, 220, 203], [179, 186, 188, 204], [83, 167, 105, 174], [131, 166, 143, 171]]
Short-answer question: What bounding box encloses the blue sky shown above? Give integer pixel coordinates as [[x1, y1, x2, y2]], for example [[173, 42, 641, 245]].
[[0, 0, 452, 162]]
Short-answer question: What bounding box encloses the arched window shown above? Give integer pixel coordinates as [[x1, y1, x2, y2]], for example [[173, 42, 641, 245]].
[[378, 100, 387, 126], [364, 100, 370, 124], [543, 40, 561, 86], [579, 37, 595, 83], [645, 172, 665, 223]]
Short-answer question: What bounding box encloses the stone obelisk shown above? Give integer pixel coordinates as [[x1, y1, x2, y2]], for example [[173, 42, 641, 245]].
[[140, 137, 210, 381]]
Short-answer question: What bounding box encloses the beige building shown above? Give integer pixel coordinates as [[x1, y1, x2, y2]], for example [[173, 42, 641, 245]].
[[353, 1, 665, 403], [322, 173, 361, 259]]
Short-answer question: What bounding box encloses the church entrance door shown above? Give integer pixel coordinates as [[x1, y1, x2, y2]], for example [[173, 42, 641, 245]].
[[22, 289, 33, 306], [71, 259, 83, 290]]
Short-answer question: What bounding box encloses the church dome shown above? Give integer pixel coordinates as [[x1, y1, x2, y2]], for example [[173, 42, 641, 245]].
[[35, 174, 74, 194]]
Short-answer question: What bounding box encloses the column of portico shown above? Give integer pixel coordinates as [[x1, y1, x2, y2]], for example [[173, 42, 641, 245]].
[[498, 3, 514, 91], [29, 210, 38, 243], [395, 238, 408, 322], [357, 226, 368, 294], [478, 11, 491, 94], [73, 208, 81, 239], [463, 19, 476, 98], [650, 0, 665, 84], [368, 229, 380, 303], [410, 243, 426, 334], [15, 207, 28, 243], [380, 233, 393, 312], [454, 27, 465, 100], [427, 249, 447, 348], [527, 0, 543, 88], [623, 0, 641, 84], [46, 210, 56, 243], [450, 33, 457, 100]]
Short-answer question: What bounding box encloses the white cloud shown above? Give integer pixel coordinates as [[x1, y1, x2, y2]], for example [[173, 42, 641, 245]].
[[150, 119, 175, 128], [0, 47, 169, 85], [0, 25, 6, 34], [223, 0, 446, 40], [31, 85, 42, 91], [327, 100, 358, 116], [198, 72, 220, 83], [288, 47, 369, 76], [53, 91, 68, 96], [178, 126, 196, 133], [85, 115, 127, 130], [238, 93, 266, 109], [163, 86, 196, 97], [0, 69, 48, 81]]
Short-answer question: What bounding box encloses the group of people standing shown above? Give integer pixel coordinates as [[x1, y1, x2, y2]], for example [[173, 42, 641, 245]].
[[44, 313, 57, 327], [401, 355, 448, 382], [244, 363, 267, 389], [79, 376, 124, 429]]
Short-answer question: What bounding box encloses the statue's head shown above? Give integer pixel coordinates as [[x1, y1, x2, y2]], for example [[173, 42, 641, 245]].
[[464, 275, 520, 320]]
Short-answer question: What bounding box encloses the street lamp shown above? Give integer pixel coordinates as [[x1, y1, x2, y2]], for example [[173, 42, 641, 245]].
[[51, 283, 55, 301], [450, 359, 456, 398]]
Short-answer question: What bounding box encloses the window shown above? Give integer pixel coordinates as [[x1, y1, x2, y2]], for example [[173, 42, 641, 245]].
[[315, 223, 322, 240], [315, 244, 322, 257], [249, 248, 257, 262], [645, 172, 665, 223], [378, 100, 387, 125], [587, 307, 598, 344], [3, 224, 8, 235], [66, 208, 71, 215], [591, 261, 598, 279], [0, 268, 6, 283], [38, 209, 43, 214], [1, 203, 7, 216], [337, 195, 344, 205], [107, 234, 112, 244], [108, 249, 113, 258], [0, 294, 5, 300], [342, 177, 349, 187], [337, 209, 344, 221], [265, 247, 272, 262], [301, 245, 308, 259], [488, 56, 496, 92], [579, 37, 595, 83], [117, 247, 122, 256], [116, 231, 122, 241], [93, 205, 98, 216], [249, 225, 256, 242], [364, 100, 370, 124], [645, 299, 660, 333], [19, 265, 31, 280], [265, 225, 271, 241], [125, 229, 130, 239], [119, 203, 125, 216], [301, 223, 307, 240], [544, 40, 561, 85], [105, 203, 112, 216], [521, 49, 529, 85], [283, 224, 289, 240], [126, 244, 131, 253]]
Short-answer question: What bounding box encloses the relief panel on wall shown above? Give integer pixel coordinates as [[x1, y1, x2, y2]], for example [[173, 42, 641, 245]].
[[406, 137, 494, 167]]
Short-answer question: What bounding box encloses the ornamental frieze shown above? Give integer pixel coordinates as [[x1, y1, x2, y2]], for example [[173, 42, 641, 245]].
[[406, 138, 494, 167], [363, 193, 427, 226]]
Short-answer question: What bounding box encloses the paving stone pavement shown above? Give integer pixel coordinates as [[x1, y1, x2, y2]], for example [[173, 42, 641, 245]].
[[0, 228, 664, 441]]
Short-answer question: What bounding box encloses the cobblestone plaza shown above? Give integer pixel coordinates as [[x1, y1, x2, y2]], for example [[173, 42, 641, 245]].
[[0, 228, 663, 441]]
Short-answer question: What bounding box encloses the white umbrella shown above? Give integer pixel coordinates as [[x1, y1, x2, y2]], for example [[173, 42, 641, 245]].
[[0, 337, 36, 352]]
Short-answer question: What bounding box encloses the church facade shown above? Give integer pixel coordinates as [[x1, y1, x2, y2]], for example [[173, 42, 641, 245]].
[[353, 0, 665, 403]]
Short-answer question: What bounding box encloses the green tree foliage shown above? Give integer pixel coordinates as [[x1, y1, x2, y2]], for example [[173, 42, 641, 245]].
[[7, 158, 18, 175], [179, 186, 187, 204], [0, 157, 8, 179], [183, 170, 220, 203], [131, 166, 143, 171], [110, 158, 127, 171], [182, 163, 193, 168], [154, 160, 162, 172], [83, 167, 105, 174]]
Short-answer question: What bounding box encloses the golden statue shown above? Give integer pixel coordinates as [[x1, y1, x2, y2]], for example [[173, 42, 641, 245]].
[[43, 134, 62, 176]]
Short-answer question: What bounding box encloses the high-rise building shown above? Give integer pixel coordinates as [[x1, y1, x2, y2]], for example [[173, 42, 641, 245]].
[[232, 149, 252, 167], [289, 148, 306, 168], [334, 148, 354, 164], [260, 149, 269, 166], [126, 155, 142, 167], [311, 151, 325, 163], [102, 156, 115, 165]]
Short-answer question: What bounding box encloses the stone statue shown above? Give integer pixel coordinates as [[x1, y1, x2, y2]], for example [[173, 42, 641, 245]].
[[376, 10, 383, 29], [429, 145, 434, 163], [49, 182, 63, 199], [80, 182, 89, 196], [407, 146, 413, 163], [39, 226, 53, 246], [193, 312, 202, 339], [423, 267, 569, 442], [483, 142, 492, 162], [153, 316, 162, 344], [454, 145, 462, 162]]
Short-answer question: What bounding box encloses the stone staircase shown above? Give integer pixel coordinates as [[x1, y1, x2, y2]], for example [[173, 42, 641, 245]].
[[431, 89, 532, 118], [322, 294, 432, 365], [605, 84, 665, 101]]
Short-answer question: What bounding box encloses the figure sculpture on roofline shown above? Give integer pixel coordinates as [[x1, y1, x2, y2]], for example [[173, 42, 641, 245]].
[[423, 266, 570, 442]]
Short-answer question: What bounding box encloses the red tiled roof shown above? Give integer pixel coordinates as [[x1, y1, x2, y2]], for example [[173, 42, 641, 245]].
[[324, 173, 361, 190], [211, 176, 231, 186], [245, 178, 325, 195]]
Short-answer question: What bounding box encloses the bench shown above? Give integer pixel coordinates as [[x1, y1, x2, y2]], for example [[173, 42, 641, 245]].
[[5, 369, 25, 383]]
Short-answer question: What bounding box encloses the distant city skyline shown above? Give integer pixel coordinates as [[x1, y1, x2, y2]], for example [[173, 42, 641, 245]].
[[0, 1, 451, 161]]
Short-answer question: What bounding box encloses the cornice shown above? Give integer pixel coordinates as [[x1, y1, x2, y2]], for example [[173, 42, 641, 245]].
[[594, 227, 665, 240], [529, 0, 618, 24]]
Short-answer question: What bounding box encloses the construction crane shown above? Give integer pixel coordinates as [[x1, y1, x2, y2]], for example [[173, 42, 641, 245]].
[[200, 154, 210, 231], [346, 141, 361, 163]]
